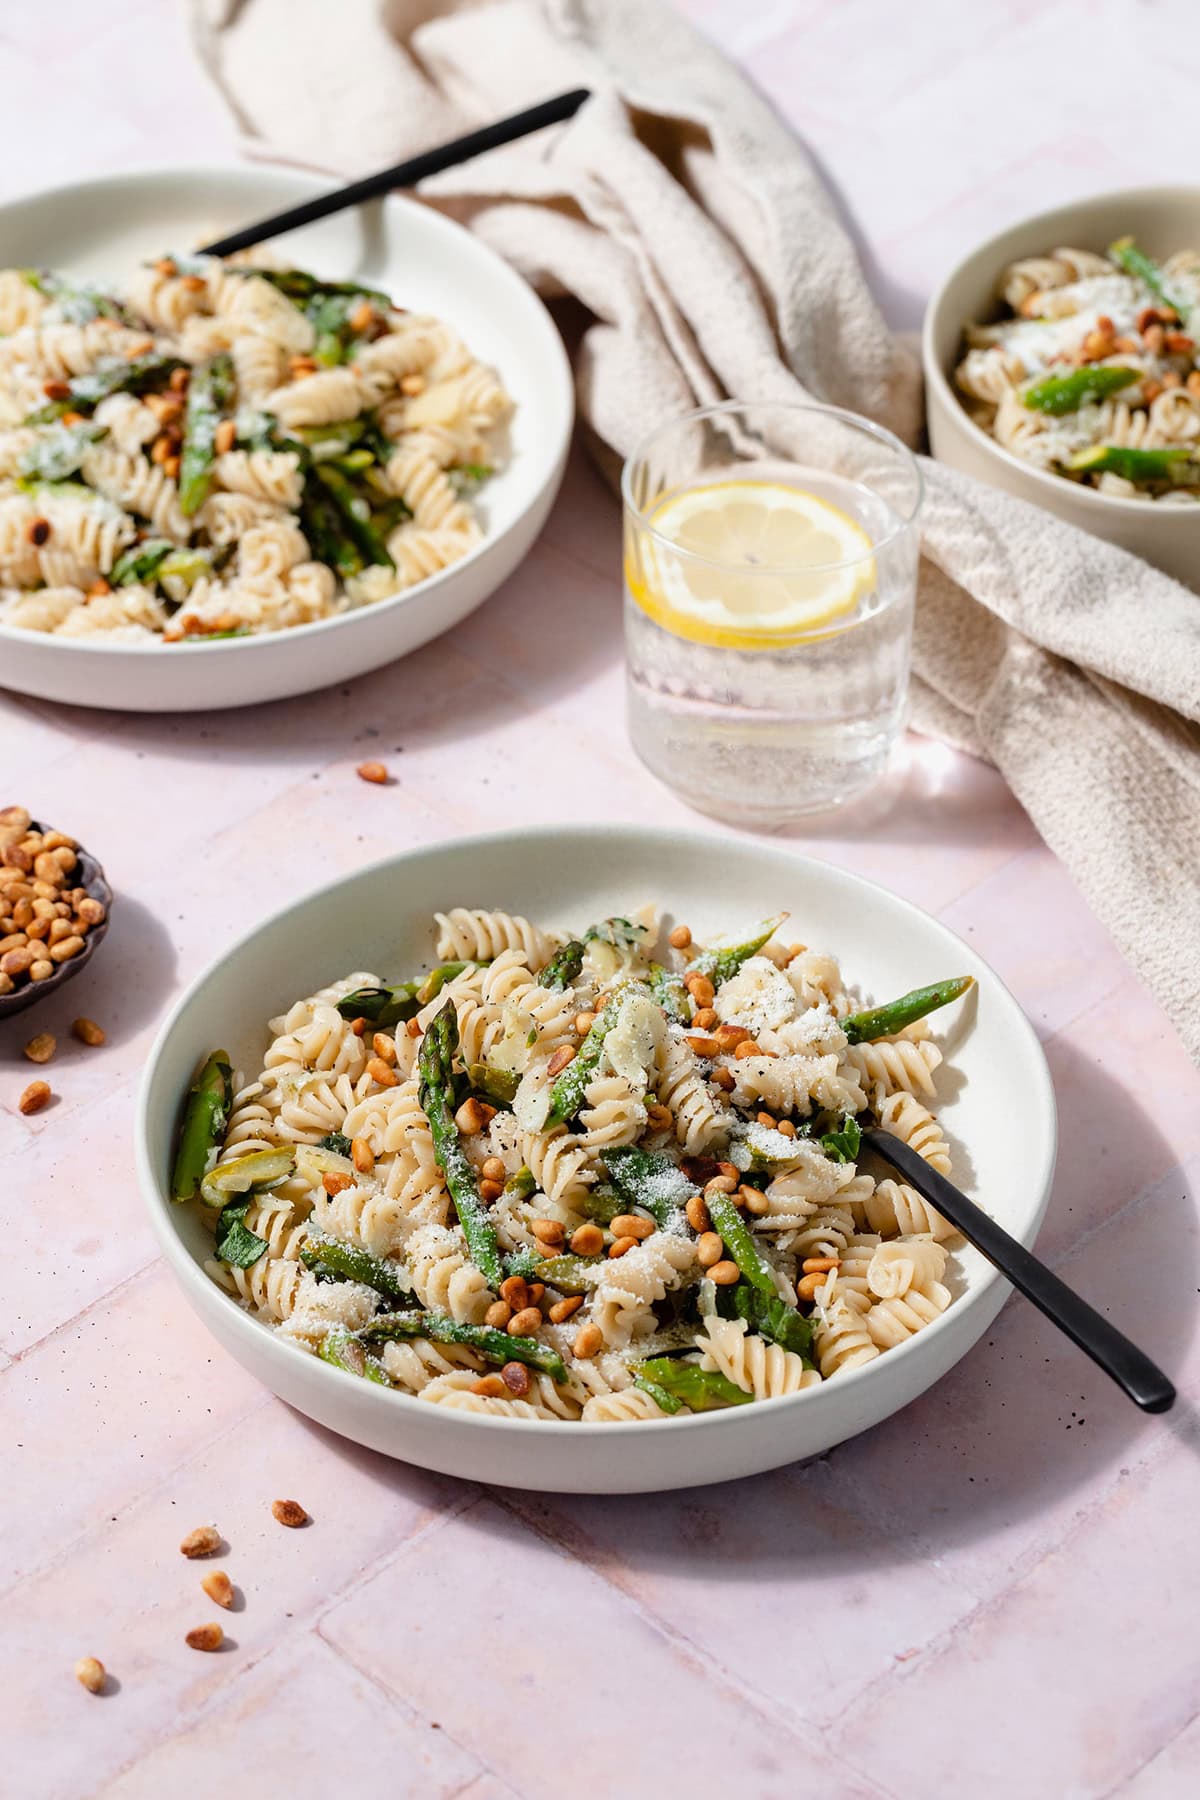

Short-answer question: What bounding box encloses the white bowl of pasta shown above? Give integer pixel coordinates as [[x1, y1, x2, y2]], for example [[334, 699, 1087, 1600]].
[[136, 824, 1056, 1494], [0, 164, 573, 709], [924, 185, 1200, 589]]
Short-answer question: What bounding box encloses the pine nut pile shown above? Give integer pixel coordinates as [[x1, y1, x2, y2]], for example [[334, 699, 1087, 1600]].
[[0, 805, 106, 996]]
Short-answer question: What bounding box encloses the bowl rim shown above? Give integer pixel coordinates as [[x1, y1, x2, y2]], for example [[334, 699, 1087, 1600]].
[[135, 821, 1058, 1437], [0, 160, 575, 658], [922, 181, 1200, 521]]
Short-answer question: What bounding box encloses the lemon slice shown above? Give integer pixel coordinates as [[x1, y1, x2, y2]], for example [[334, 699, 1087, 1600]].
[[627, 480, 875, 649]]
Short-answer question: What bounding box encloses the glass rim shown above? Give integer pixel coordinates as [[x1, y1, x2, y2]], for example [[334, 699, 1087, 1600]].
[[620, 398, 924, 575]]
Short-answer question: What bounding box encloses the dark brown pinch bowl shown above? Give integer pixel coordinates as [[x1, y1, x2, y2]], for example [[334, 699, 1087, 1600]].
[[0, 825, 113, 1022]]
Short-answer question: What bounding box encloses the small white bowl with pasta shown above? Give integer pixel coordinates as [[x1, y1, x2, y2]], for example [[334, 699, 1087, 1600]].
[[136, 824, 1056, 1494], [924, 186, 1200, 590], [0, 164, 573, 710]]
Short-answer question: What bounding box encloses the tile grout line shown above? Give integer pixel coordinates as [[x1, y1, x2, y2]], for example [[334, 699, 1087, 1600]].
[[484, 1487, 902, 1800], [2, 1245, 163, 1366]]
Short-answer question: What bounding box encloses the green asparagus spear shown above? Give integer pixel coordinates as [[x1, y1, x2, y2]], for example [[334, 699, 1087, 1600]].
[[726, 1282, 816, 1359], [200, 1146, 295, 1208], [468, 1062, 520, 1108], [576, 1183, 626, 1225], [703, 1187, 777, 1299], [17, 420, 106, 481], [110, 540, 175, 586], [23, 352, 183, 425], [503, 1166, 537, 1202], [842, 976, 974, 1044], [335, 963, 474, 1027], [179, 354, 234, 517], [447, 462, 494, 493], [418, 1001, 503, 1288], [636, 1356, 753, 1411], [20, 268, 139, 326], [546, 984, 644, 1127], [300, 479, 363, 578], [314, 463, 395, 569], [1066, 444, 1198, 487], [1022, 365, 1140, 415], [602, 1145, 695, 1228], [318, 1325, 391, 1383], [1109, 237, 1189, 320], [648, 962, 692, 1024], [540, 938, 586, 991], [632, 1372, 684, 1415], [319, 1132, 353, 1158], [692, 914, 787, 986], [253, 269, 391, 309], [584, 915, 649, 951], [363, 1309, 566, 1380], [534, 1254, 603, 1294], [300, 1236, 415, 1304], [171, 1050, 234, 1200], [502, 1246, 541, 1281]]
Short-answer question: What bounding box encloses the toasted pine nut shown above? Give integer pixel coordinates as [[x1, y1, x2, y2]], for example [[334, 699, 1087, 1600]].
[[508, 1306, 542, 1337], [48, 935, 84, 962], [455, 1097, 485, 1134], [734, 1038, 766, 1059], [72, 1017, 106, 1047], [708, 1259, 741, 1286], [645, 1102, 673, 1131], [213, 418, 237, 455], [76, 896, 106, 926], [371, 1031, 396, 1065], [740, 1186, 769, 1216], [23, 1032, 55, 1064], [704, 1174, 738, 1195], [610, 1213, 654, 1240], [777, 1119, 796, 1138], [668, 924, 691, 949], [569, 1222, 604, 1256], [607, 1234, 637, 1259], [691, 1006, 718, 1030], [185, 1623, 224, 1652], [484, 1301, 512, 1329], [546, 1044, 575, 1078], [367, 1056, 398, 1088], [573, 1010, 596, 1035], [684, 1193, 710, 1233], [271, 1498, 309, 1528], [711, 1066, 735, 1092], [480, 1156, 507, 1184], [501, 1361, 531, 1397], [356, 760, 389, 784], [200, 1570, 235, 1609], [685, 1033, 720, 1058], [573, 1323, 603, 1358], [696, 1232, 725, 1267], [18, 1079, 51, 1115], [531, 1219, 565, 1248], [802, 1256, 839, 1274], [322, 1172, 352, 1197], [713, 1025, 750, 1052], [756, 1111, 777, 1129], [405, 1018, 422, 1038], [29, 959, 53, 981], [500, 1275, 530, 1310], [548, 1295, 583, 1323], [351, 1136, 375, 1174], [684, 973, 715, 1006], [796, 1272, 828, 1303], [399, 372, 426, 396], [472, 1373, 507, 1397], [180, 1525, 221, 1558], [479, 1179, 503, 1203], [75, 1656, 106, 1693]]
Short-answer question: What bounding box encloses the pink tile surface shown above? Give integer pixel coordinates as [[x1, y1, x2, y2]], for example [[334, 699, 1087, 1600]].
[[1, 5, 1197, 1797]]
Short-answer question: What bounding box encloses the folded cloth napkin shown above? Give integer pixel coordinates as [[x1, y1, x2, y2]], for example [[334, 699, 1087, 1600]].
[[191, 0, 1200, 1058]]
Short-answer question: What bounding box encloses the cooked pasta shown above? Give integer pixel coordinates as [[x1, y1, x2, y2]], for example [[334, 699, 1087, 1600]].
[[179, 910, 975, 1422], [955, 236, 1200, 499], [0, 253, 512, 645]]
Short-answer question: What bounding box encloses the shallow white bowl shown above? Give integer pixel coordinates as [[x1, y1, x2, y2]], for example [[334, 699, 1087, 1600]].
[[924, 185, 1200, 590], [0, 165, 573, 710], [136, 824, 1056, 1493]]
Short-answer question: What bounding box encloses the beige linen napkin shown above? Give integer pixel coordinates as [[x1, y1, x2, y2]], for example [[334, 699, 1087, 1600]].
[[191, 0, 1200, 1058]]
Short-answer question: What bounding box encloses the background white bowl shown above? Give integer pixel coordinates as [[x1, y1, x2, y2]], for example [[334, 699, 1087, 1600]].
[[0, 165, 574, 710], [924, 185, 1200, 591], [136, 824, 1057, 1494]]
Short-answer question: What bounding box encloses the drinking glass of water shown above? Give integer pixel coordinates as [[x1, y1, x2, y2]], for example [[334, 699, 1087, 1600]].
[[622, 400, 923, 825]]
